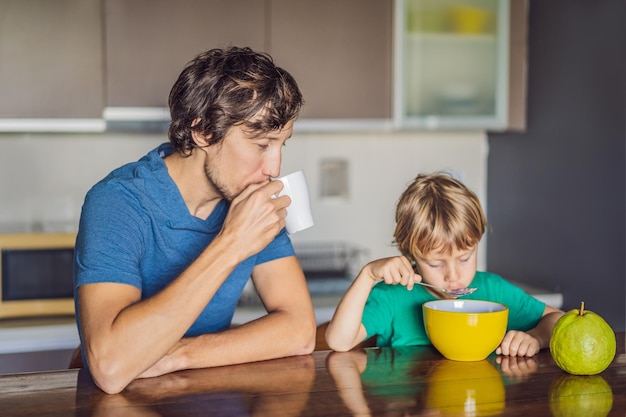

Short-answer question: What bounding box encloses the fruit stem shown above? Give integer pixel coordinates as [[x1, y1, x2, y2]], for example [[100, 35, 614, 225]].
[[580, 301, 585, 316]]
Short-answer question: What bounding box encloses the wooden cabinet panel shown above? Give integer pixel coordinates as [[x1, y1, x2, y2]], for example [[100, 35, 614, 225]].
[[104, 0, 267, 108], [269, 0, 393, 120], [0, 0, 103, 119], [507, 0, 528, 131]]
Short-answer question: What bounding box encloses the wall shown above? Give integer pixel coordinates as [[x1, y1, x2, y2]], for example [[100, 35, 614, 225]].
[[487, 0, 625, 330], [0, 130, 489, 269]]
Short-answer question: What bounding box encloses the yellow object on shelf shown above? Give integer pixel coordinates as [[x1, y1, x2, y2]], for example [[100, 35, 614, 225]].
[[448, 5, 494, 34]]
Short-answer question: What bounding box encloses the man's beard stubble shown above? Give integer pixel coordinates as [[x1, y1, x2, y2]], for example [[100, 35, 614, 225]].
[[203, 161, 235, 202]]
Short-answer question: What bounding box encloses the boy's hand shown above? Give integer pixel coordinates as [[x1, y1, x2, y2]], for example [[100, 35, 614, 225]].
[[496, 330, 541, 357], [365, 256, 422, 290], [496, 355, 539, 380]]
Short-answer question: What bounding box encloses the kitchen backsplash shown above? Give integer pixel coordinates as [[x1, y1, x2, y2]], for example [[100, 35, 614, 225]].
[[0, 129, 488, 270]]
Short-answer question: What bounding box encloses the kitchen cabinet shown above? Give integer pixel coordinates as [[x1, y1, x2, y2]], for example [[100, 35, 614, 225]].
[[0, 0, 105, 132], [105, 0, 393, 129], [269, 0, 393, 128], [394, 0, 523, 130], [0, 0, 525, 133], [103, 0, 266, 123]]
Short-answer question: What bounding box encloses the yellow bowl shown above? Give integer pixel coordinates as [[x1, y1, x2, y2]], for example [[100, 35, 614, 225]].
[[423, 300, 508, 361]]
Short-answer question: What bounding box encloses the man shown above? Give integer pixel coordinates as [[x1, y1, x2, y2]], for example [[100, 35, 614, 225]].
[[74, 47, 316, 394]]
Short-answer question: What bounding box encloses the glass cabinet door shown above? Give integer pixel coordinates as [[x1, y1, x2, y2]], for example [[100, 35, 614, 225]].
[[394, 0, 509, 130]]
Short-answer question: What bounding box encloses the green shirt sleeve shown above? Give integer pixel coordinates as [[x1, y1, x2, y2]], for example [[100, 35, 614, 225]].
[[362, 283, 395, 343], [362, 283, 436, 347]]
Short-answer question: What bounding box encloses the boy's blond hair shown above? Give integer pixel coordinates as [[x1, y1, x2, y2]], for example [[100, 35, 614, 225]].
[[394, 172, 487, 260]]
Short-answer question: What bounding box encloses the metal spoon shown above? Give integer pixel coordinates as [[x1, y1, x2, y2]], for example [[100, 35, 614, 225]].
[[415, 281, 477, 297], [408, 260, 477, 296]]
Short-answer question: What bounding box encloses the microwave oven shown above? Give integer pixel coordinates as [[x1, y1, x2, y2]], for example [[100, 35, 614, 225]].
[[0, 232, 76, 319]]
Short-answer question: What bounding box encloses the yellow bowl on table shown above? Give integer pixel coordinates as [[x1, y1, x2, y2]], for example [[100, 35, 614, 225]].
[[423, 300, 508, 361]]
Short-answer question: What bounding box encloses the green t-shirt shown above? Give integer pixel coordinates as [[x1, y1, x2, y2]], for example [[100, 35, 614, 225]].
[[361, 271, 546, 347]]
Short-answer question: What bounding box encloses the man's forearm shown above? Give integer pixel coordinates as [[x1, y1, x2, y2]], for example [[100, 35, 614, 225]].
[[140, 306, 316, 377]]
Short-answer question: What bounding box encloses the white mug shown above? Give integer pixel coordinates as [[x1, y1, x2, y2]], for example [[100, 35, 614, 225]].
[[275, 170, 314, 234]]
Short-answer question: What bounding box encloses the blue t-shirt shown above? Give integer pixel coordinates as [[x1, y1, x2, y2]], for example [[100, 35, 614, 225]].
[[74, 143, 294, 338], [362, 271, 547, 347]]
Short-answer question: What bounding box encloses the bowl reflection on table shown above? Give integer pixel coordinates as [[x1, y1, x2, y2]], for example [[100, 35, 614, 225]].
[[423, 299, 508, 361], [425, 359, 505, 416]]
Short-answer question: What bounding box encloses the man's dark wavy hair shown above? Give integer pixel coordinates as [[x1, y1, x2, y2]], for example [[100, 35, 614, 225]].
[[168, 46, 303, 155]]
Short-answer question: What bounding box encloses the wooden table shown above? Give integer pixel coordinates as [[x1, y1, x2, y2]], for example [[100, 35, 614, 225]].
[[1, 333, 624, 416]]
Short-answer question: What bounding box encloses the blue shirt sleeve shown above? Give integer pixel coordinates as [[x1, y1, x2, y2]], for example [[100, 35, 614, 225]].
[[74, 180, 147, 290]]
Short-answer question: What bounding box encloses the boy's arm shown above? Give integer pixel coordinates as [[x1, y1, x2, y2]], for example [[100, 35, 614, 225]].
[[497, 305, 564, 356], [527, 305, 564, 348], [326, 256, 420, 352], [325, 273, 374, 352]]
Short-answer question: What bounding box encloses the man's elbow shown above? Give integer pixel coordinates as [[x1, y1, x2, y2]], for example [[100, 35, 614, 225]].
[[90, 369, 131, 394], [297, 317, 317, 355], [94, 376, 130, 395], [86, 352, 134, 394], [281, 309, 316, 355]]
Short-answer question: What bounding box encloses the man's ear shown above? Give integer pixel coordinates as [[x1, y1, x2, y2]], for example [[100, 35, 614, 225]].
[[191, 129, 211, 147]]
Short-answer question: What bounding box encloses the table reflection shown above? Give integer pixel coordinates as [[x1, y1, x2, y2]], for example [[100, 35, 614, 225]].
[[326, 346, 547, 417], [548, 374, 613, 417], [67, 336, 624, 417], [74, 354, 315, 417]]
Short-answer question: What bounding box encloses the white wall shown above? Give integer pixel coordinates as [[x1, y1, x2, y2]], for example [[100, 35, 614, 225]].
[[0, 129, 488, 269]]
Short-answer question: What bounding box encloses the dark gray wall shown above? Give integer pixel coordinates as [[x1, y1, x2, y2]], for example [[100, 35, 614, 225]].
[[487, 0, 625, 330]]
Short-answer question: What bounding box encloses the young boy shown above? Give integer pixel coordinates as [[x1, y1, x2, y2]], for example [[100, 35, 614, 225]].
[[326, 172, 563, 357]]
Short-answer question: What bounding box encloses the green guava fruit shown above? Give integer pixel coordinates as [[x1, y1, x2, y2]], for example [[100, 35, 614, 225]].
[[549, 374, 613, 417], [550, 302, 616, 375]]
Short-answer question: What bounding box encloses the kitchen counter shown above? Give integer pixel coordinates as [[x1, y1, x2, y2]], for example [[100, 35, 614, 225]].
[[0, 295, 343, 356], [0, 280, 563, 356], [0, 316, 79, 354], [234, 294, 343, 325], [235, 279, 564, 325], [1, 333, 624, 416], [512, 279, 563, 309]]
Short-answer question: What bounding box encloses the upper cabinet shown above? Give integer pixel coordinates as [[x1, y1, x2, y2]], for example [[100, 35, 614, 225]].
[[103, 0, 266, 123], [394, 0, 514, 130], [104, 0, 393, 129], [0, 0, 104, 132], [269, 0, 393, 128], [0, 0, 525, 132]]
